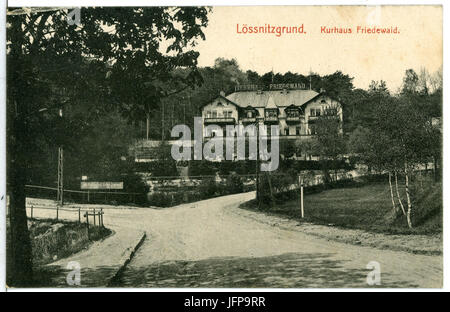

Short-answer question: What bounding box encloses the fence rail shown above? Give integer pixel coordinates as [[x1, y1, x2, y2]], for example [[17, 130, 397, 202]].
[[26, 204, 105, 240], [25, 184, 143, 205]]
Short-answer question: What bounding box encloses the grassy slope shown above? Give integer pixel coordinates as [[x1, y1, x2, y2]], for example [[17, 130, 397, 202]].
[[242, 182, 442, 235]]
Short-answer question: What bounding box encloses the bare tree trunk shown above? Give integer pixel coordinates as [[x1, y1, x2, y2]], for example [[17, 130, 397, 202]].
[[8, 105, 33, 286], [433, 156, 438, 182], [388, 172, 397, 213], [405, 164, 413, 228], [395, 171, 406, 216], [8, 20, 35, 284], [267, 173, 276, 207]]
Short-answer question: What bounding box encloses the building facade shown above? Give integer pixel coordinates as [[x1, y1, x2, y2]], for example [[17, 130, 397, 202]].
[[201, 84, 343, 140]]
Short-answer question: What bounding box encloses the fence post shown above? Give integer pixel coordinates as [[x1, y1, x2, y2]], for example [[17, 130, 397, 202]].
[[78, 208, 81, 223], [93, 208, 96, 226], [85, 212, 90, 240], [56, 204, 59, 220], [299, 176, 304, 219], [100, 208, 103, 227], [31, 205, 33, 219]]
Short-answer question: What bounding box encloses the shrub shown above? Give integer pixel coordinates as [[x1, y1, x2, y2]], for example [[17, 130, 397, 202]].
[[147, 192, 173, 207], [226, 173, 244, 194], [188, 160, 217, 177], [198, 178, 218, 198]]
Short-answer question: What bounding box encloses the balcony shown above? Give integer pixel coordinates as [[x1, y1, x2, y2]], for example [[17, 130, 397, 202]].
[[241, 117, 257, 124], [286, 115, 302, 124], [204, 117, 236, 124], [264, 116, 279, 124]]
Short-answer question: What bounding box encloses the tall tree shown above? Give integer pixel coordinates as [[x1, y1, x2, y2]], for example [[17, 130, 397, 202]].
[[6, 6, 210, 285], [312, 105, 346, 183]]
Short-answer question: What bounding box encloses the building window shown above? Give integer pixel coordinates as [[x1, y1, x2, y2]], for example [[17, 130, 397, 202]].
[[309, 124, 317, 135], [206, 111, 212, 118], [224, 110, 232, 118], [324, 107, 338, 116], [212, 111, 217, 118], [265, 110, 277, 118], [286, 109, 300, 118], [310, 108, 321, 117], [296, 126, 301, 135], [246, 111, 254, 118], [285, 128, 289, 136]]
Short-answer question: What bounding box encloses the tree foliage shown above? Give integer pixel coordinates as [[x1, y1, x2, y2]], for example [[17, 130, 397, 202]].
[[6, 6, 211, 286]]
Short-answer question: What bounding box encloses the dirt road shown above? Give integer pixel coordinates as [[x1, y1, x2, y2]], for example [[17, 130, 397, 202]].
[[28, 193, 442, 288], [114, 192, 442, 288]]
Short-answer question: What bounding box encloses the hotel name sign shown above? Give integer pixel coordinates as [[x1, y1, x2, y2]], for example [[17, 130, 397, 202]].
[[235, 83, 307, 92], [80, 181, 124, 190]]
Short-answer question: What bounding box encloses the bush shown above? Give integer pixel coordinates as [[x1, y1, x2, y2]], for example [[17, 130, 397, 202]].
[[280, 159, 353, 171], [147, 192, 173, 207], [226, 173, 244, 194], [188, 160, 217, 177], [198, 178, 218, 197], [234, 160, 257, 175]]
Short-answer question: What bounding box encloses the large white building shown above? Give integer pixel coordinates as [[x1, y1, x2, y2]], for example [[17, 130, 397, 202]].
[[133, 84, 344, 163], [200, 84, 343, 139]]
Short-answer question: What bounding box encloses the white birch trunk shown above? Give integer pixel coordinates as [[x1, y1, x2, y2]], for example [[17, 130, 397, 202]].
[[405, 163, 413, 228], [388, 172, 397, 213], [395, 171, 406, 216]]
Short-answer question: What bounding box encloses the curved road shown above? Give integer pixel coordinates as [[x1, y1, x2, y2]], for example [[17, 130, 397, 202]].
[[107, 192, 442, 288]]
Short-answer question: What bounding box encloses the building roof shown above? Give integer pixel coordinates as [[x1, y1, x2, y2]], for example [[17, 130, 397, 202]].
[[199, 94, 241, 109], [226, 89, 320, 109], [266, 96, 277, 109]]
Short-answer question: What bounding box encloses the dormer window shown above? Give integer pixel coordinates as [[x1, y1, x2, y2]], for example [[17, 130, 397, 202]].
[[265, 110, 278, 118], [285, 105, 301, 119]]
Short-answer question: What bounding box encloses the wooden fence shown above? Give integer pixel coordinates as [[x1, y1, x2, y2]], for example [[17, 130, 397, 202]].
[[25, 184, 142, 205], [26, 204, 105, 240]]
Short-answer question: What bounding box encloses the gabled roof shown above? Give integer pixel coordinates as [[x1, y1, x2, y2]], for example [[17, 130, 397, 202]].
[[200, 94, 241, 109], [225, 89, 320, 108], [266, 96, 277, 109], [284, 104, 300, 110]]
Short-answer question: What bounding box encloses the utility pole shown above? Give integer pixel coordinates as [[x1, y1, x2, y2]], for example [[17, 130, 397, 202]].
[[183, 97, 186, 125], [146, 112, 150, 140], [255, 120, 260, 209], [161, 102, 165, 141], [171, 101, 174, 130], [309, 67, 312, 90], [56, 108, 64, 207]]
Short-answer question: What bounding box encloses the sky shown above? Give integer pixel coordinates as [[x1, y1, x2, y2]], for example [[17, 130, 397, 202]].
[[194, 5, 442, 92]]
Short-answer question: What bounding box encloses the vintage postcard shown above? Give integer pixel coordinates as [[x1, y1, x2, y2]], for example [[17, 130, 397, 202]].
[[4, 3, 443, 292]]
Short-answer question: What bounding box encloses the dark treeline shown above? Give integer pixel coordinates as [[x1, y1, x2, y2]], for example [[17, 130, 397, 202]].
[[148, 58, 357, 139], [20, 56, 443, 191]]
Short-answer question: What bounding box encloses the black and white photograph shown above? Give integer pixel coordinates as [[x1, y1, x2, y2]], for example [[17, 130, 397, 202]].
[[2, 2, 445, 292]]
